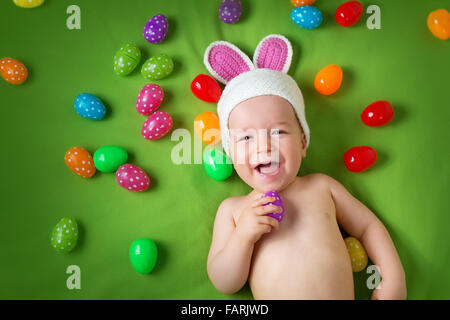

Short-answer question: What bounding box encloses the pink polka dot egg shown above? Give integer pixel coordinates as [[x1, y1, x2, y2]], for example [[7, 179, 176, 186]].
[[136, 84, 164, 115], [141, 110, 173, 140], [116, 164, 150, 192]]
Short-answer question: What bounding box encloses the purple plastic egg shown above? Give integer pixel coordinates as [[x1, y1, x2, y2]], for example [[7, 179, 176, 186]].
[[141, 110, 173, 140], [136, 84, 164, 115], [219, 0, 242, 24], [116, 164, 150, 192], [262, 190, 285, 222], [143, 14, 168, 44]]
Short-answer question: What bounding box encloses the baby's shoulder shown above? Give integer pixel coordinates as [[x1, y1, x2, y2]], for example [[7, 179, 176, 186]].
[[296, 173, 335, 187]]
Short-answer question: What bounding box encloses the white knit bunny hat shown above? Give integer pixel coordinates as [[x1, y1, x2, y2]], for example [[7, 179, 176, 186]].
[[203, 34, 310, 157]]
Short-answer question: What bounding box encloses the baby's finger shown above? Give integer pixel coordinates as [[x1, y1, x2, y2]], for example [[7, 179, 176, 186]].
[[258, 216, 279, 230], [254, 204, 282, 216], [251, 197, 276, 208]]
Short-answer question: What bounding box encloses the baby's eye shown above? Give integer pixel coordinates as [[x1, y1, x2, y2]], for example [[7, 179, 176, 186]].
[[271, 129, 285, 135], [239, 135, 252, 142]]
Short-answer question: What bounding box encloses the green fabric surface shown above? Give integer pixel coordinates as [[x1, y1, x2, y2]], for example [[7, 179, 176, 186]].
[[0, 0, 449, 299]]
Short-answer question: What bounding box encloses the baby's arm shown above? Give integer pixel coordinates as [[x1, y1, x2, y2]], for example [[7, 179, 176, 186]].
[[207, 195, 280, 294], [324, 174, 406, 300]]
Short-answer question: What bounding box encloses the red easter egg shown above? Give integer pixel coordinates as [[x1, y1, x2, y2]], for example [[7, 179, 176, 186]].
[[335, 1, 363, 27], [136, 84, 164, 115], [190, 74, 222, 103], [141, 110, 173, 140], [361, 101, 394, 127], [344, 146, 377, 172]]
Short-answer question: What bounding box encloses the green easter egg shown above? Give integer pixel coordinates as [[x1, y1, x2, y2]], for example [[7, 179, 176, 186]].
[[129, 239, 158, 274], [203, 148, 233, 181], [113, 43, 141, 76], [141, 54, 174, 80], [93, 145, 128, 173], [50, 217, 78, 254]]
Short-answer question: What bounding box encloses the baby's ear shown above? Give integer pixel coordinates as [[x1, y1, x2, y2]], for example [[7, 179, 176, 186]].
[[253, 34, 293, 74], [204, 41, 254, 85]]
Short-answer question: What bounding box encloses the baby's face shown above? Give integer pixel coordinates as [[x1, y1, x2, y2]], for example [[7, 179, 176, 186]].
[[228, 95, 307, 193]]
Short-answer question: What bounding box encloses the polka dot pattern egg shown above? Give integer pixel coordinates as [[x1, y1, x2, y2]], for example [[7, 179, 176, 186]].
[[141, 54, 174, 81], [219, 0, 242, 24], [345, 236, 368, 272], [116, 164, 150, 192], [113, 43, 141, 76], [13, 0, 44, 9], [136, 84, 164, 115], [143, 14, 168, 44], [291, 0, 315, 7], [0, 58, 28, 85], [291, 5, 323, 29], [262, 190, 285, 222], [50, 217, 78, 254], [65, 146, 96, 178], [141, 110, 173, 140], [74, 93, 106, 120]]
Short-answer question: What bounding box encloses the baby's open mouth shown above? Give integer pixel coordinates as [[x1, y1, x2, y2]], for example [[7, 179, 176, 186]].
[[254, 161, 281, 176]]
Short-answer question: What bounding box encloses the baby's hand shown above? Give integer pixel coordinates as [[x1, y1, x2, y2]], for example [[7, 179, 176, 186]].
[[235, 195, 281, 244]]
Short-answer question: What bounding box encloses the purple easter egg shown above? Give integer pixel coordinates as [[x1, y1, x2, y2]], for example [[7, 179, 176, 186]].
[[219, 0, 242, 24], [136, 84, 164, 115], [143, 14, 168, 44], [116, 164, 150, 192], [262, 190, 285, 222], [141, 110, 173, 140]]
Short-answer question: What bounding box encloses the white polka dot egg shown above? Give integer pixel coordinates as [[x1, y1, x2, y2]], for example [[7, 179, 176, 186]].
[[116, 164, 150, 192], [13, 0, 44, 8], [136, 84, 164, 115], [141, 110, 173, 140]]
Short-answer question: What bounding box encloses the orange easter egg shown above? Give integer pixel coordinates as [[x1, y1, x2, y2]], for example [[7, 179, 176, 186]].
[[345, 236, 368, 272], [427, 9, 450, 40], [0, 58, 28, 85], [291, 0, 315, 7], [194, 112, 221, 145], [314, 64, 343, 95], [64, 147, 96, 178]]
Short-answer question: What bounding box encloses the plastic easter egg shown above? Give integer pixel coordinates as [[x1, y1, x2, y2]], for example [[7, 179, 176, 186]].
[[116, 164, 150, 192], [143, 14, 169, 44], [130, 239, 158, 274], [219, 0, 242, 24], [13, 0, 44, 8], [361, 101, 394, 127], [113, 43, 141, 76], [203, 148, 233, 181], [0, 58, 28, 85], [136, 84, 164, 115], [74, 93, 106, 120], [291, 6, 323, 30], [141, 110, 173, 140], [141, 54, 174, 81], [190, 74, 222, 103], [50, 217, 78, 254], [291, 0, 315, 7], [344, 146, 377, 172], [65, 147, 96, 178], [262, 190, 285, 222], [427, 9, 450, 40], [314, 64, 343, 95], [93, 146, 128, 173], [335, 1, 363, 27], [345, 237, 368, 272], [194, 112, 221, 145]]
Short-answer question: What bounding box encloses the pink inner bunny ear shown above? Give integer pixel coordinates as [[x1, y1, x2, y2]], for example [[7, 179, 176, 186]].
[[204, 41, 254, 85], [253, 34, 293, 73]]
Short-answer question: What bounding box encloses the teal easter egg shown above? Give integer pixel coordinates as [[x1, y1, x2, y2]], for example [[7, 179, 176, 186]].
[[129, 239, 158, 274], [203, 148, 233, 181], [93, 145, 128, 173], [50, 217, 79, 254], [113, 43, 141, 76], [141, 54, 173, 80]]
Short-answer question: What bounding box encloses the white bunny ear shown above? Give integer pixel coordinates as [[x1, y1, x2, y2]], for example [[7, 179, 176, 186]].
[[253, 34, 293, 74], [204, 40, 254, 85]]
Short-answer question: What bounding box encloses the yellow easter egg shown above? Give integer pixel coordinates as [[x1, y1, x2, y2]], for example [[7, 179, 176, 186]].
[[13, 0, 45, 9], [345, 236, 368, 272]]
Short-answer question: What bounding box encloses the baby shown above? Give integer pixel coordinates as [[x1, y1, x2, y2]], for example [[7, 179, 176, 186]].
[[204, 35, 406, 299]]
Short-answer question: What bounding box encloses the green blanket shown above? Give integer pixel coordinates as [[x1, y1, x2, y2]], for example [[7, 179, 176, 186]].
[[0, 0, 449, 299]]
